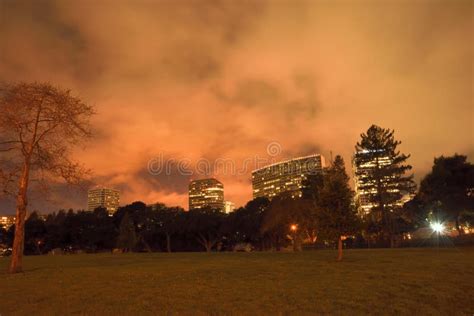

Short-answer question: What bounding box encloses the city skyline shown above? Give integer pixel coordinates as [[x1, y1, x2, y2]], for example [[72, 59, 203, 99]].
[[0, 135, 471, 215], [0, 0, 472, 214]]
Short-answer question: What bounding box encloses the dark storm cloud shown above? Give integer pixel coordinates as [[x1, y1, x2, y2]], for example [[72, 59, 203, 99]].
[[0, 0, 93, 83], [134, 164, 191, 197], [0, 0, 267, 88], [212, 75, 320, 129]]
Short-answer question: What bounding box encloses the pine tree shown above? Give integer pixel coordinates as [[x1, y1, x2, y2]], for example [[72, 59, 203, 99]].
[[116, 212, 137, 252], [354, 125, 415, 247], [317, 155, 359, 261]]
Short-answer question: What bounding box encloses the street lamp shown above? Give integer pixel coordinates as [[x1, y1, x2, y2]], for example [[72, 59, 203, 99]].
[[430, 222, 445, 248], [290, 224, 298, 251], [430, 222, 445, 234]]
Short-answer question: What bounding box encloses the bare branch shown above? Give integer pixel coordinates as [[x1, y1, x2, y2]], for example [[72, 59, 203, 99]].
[[33, 122, 60, 148]]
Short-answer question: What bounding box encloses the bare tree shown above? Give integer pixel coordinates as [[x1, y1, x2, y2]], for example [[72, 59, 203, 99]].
[[0, 82, 94, 273]]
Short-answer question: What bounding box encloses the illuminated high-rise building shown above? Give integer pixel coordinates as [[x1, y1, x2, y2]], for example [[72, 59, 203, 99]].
[[352, 150, 392, 216], [252, 154, 325, 200], [352, 150, 413, 217], [189, 178, 225, 211], [87, 188, 120, 215]]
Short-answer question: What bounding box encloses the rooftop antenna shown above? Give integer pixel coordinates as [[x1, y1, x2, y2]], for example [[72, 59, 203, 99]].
[[329, 150, 333, 166]]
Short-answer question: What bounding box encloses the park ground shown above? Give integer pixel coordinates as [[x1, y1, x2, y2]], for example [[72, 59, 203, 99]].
[[1, 248, 473, 315]]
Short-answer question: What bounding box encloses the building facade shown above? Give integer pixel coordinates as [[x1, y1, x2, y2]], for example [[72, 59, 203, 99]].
[[189, 178, 225, 211], [224, 201, 235, 214], [87, 188, 120, 215], [0, 215, 16, 230], [352, 149, 413, 217], [252, 154, 325, 200]]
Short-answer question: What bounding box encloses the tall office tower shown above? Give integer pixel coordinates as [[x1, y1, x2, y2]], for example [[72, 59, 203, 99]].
[[224, 201, 235, 214], [189, 178, 225, 211], [252, 154, 325, 200], [352, 150, 413, 217], [87, 188, 120, 215]]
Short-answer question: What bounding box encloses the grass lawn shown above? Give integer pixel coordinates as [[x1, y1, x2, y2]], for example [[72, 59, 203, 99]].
[[1, 248, 473, 315]]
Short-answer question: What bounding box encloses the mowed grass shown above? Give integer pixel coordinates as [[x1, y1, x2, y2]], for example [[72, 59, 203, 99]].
[[1, 248, 473, 315]]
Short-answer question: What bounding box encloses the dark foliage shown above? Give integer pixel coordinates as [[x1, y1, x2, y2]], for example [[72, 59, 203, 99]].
[[418, 154, 474, 233]]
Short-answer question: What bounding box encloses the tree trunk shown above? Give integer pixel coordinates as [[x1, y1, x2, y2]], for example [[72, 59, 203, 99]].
[[166, 233, 171, 253], [293, 235, 302, 252], [143, 241, 152, 253], [388, 213, 396, 248], [9, 102, 39, 274], [35, 241, 42, 255], [375, 157, 392, 247], [196, 233, 214, 252], [9, 161, 31, 274], [337, 236, 343, 261], [390, 235, 399, 248], [292, 233, 297, 252], [455, 217, 463, 236]]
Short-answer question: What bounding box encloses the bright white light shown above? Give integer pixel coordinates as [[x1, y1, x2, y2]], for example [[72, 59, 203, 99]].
[[430, 222, 445, 234]]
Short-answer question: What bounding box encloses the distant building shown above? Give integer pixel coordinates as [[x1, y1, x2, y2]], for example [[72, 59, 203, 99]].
[[252, 154, 325, 200], [224, 201, 235, 214], [352, 149, 413, 217], [87, 188, 120, 215], [0, 215, 16, 230], [189, 178, 224, 211]]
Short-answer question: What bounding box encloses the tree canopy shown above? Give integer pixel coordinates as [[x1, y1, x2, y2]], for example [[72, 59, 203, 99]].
[[317, 156, 359, 260], [354, 124, 415, 246], [419, 154, 474, 233]]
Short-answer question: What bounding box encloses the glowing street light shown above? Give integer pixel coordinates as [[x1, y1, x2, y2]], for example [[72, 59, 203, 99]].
[[430, 222, 445, 234], [290, 224, 298, 232]]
